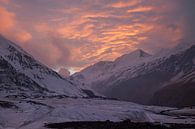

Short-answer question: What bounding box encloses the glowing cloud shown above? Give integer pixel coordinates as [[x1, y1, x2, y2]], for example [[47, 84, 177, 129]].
[[0, 7, 15, 32], [14, 31, 32, 43], [0, 0, 194, 72], [0, 0, 10, 4], [127, 6, 153, 13], [111, 1, 140, 8]]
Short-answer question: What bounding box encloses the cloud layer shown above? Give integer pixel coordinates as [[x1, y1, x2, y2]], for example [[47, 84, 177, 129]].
[[0, 0, 194, 73]]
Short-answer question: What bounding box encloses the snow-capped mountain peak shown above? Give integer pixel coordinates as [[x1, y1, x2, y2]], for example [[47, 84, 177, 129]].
[[73, 49, 151, 91], [115, 49, 151, 66], [73, 42, 195, 105], [0, 34, 88, 97], [136, 49, 150, 57]]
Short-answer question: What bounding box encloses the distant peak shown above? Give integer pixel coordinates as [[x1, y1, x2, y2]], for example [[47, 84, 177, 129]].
[[134, 48, 144, 52], [114, 49, 151, 64], [127, 49, 151, 58]]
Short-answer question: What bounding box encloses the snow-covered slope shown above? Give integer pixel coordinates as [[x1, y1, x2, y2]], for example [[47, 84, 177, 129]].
[[72, 49, 151, 91], [73, 42, 195, 105], [0, 34, 87, 97], [115, 49, 151, 68], [0, 97, 195, 129]]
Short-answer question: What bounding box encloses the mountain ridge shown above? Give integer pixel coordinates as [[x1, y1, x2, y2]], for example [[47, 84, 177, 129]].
[[72, 49, 151, 90], [0, 34, 89, 97], [73, 42, 195, 106]]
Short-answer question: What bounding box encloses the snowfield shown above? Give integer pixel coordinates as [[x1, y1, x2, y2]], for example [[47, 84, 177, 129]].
[[0, 98, 194, 129]]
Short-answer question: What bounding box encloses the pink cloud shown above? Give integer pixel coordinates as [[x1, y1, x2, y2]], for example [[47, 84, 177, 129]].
[[0, 7, 15, 32], [0, 0, 10, 4], [111, 1, 140, 8], [14, 30, 32, 43], [0, 0, 194, 73]]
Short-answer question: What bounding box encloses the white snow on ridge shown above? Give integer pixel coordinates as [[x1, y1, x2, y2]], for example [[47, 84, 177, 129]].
[[73, 41, 195, 95], [0, 34, 86, 97], [114, 49, 151, 68], [73, 49, 153, 90]]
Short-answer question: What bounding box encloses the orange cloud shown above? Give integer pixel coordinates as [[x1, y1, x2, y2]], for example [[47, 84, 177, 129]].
[[127, 6, 153, 13], [46, 8, 152, 69], [53, 8, 155, 70], [0, 6, 32, 44], [0, 0, 187, 73], [14, 31, 32, 43], [111, 1, 141, 8], [57, 24, 94, 39], [0, 7, 15, 32], [34, 23, 50, 33], [56, 11, 110, 40], [0, 0, 10, 4]]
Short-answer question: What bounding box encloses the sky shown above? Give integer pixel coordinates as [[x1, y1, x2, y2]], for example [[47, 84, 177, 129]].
[[0, 0, 195, 75]]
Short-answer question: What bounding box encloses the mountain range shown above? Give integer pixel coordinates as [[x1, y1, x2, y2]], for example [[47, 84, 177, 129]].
[[73, 41, 195, 107], [0, 34, 195, 129]]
